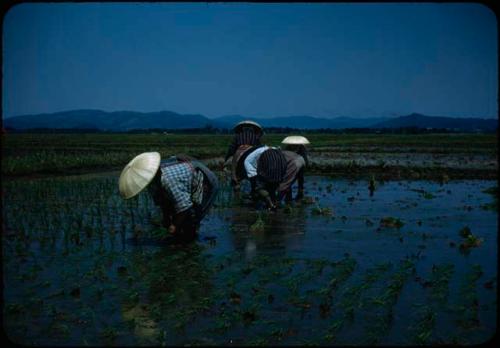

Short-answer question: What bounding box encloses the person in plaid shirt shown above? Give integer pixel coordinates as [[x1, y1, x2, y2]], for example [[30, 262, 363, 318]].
[[148, 155, 218, 242]]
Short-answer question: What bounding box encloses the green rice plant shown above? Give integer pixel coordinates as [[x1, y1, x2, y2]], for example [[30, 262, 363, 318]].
[[458, 226, 483, 253], [453, 264, 483, 331], [249, 214, 265, 233], [362, 258, 415, 345], [481, 186, 498, 211], [311, 203, 333, 216], [410, 306, 436, 345]]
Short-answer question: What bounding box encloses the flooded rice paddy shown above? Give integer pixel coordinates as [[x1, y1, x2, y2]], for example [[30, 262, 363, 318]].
[[2, 173, 497, 345]]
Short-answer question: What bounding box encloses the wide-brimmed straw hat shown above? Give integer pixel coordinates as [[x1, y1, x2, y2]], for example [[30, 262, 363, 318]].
[[119, 152, 161, 199], [281, 135, 310, 145], [233, 120, 263, 133]]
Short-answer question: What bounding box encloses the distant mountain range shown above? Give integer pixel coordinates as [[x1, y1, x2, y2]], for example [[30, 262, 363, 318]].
[[2, 109, 497, 131]]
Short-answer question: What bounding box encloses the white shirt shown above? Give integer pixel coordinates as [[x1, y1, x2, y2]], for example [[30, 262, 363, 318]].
[[244, 146, 272, 178]]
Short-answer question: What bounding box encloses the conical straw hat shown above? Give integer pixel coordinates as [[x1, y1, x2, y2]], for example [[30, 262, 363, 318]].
[[119, 152, 161, 199], [233, 120, 263, 132], [281, 135, 310, 145]]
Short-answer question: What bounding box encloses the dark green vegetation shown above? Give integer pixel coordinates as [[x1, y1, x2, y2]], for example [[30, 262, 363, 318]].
[[481, 186, 498, 211], [2, 173, 497, 345], [2, 133, 497, 178]]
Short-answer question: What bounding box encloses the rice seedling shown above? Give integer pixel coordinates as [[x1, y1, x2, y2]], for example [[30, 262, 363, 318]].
[[410, 306, 436, 344], [249, 213, 265, 233], [311, 203, 333, 216], [457, 226, 483, 254], [453, 264, 483, 332], [481, 186, 498, 211], [362, 258, 415, 345]]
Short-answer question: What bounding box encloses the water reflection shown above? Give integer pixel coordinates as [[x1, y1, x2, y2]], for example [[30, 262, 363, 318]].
[[227, 204, 307, 260]]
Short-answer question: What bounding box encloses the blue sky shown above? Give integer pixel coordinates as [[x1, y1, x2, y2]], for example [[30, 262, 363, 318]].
[[2, 2, 497, 119]]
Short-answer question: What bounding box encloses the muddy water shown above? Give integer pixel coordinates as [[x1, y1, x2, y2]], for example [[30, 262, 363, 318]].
[[2, 174, 497, 345]]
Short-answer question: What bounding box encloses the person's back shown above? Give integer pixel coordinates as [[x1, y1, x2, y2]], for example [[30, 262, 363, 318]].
[[225, 121, 264, 191], [225, 127, 262, 161], [277, 150, 306, 202]]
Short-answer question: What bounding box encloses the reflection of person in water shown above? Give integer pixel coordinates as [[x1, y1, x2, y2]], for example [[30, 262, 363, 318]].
[[228, 207, 307, 260], [119, 152, 218, 243]]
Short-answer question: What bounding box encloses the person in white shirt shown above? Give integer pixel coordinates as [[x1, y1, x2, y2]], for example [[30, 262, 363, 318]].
[[244, 147, 287, 210]]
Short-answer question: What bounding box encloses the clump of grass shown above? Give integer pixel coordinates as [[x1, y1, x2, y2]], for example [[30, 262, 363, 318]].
[[302, 196, 316, 205], [429, 264, 454, 303], [249, 214, 265, 233], [362, 258, 415, 344], [454, 264, 483, 330], [422, 192, 436, 199], [481, 186, 498, 211], [311, 203, 333, 216], [458, 226, 483, 253], [411, 306, 436, 344], [379, 217, 405, 229]]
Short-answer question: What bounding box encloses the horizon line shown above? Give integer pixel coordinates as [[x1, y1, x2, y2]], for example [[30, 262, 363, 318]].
[[3, 108, 498, 120]]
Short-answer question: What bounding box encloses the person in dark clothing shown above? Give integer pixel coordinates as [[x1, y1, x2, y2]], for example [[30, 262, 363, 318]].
[[224, 120, 263, 191], [276, 151, 307, 203], [244, 148, 287, 210], [281, 136, 310, 201]]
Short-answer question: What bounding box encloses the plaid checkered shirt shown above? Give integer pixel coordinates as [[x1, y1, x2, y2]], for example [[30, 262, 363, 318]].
[[159, 162, 204, 213]]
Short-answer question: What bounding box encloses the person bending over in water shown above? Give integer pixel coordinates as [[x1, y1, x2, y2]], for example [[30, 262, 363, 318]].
[[224, 120, 263, 191], [280, 136, 310, 201], [119, 153, 218, 243], [277, 150, 307, 203], [244, 147, 287, 211]]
